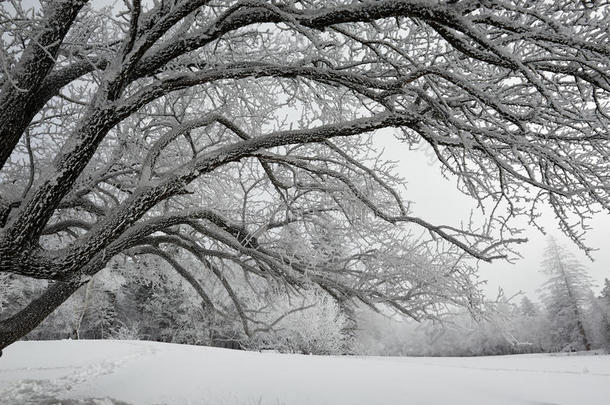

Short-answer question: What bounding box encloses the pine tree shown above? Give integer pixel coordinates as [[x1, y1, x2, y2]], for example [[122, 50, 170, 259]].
[[539, 237, 594, 351], [600, 279, 610, 306], [520, 296, 538, 318], [598, 279, 610, 350]]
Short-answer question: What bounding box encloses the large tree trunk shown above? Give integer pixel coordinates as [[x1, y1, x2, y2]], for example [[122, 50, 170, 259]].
[[576, 318, 591, 351], [0, 281, 82, 352]]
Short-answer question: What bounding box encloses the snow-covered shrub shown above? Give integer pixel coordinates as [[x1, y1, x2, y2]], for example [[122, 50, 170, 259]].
[[245, 289, 350, 355], [112, 321, 143, 340]]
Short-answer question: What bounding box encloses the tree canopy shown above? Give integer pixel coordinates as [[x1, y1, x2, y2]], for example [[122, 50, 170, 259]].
[[0, 0, 609, 350]]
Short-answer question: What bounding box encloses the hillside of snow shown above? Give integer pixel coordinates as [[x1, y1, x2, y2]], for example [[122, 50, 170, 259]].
[[0, 340, 609, 405]]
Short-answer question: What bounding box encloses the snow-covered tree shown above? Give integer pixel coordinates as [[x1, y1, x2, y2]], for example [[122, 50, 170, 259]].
[[600, 279, 610, 307], [520, 296, 538, 318], [596, 279, 610, 350], [539, 238, 595, 351], [1, 1, 610, 351]]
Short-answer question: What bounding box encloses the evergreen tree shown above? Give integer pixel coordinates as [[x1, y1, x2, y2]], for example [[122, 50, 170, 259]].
[[598, 279, 610, 350], [539, 238, 594, 351], [600, 279, 610, 306], [520, 296, 538, 318]]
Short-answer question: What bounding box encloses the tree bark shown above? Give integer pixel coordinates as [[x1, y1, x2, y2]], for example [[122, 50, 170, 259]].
[[0, 281, 83, 352], [0, 0, 88, 170]]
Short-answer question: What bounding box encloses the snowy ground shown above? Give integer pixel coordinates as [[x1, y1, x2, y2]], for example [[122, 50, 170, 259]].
[[0, 340, 609, 405]]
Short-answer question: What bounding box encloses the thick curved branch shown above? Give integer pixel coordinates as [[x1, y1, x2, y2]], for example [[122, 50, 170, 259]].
[[0, 0, 89, 170]]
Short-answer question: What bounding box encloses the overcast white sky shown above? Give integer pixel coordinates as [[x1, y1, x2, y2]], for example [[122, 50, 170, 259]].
[[376, 131, 610, 301]]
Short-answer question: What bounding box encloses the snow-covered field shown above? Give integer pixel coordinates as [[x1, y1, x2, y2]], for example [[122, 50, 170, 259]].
[[0, 340, 608, 405]]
